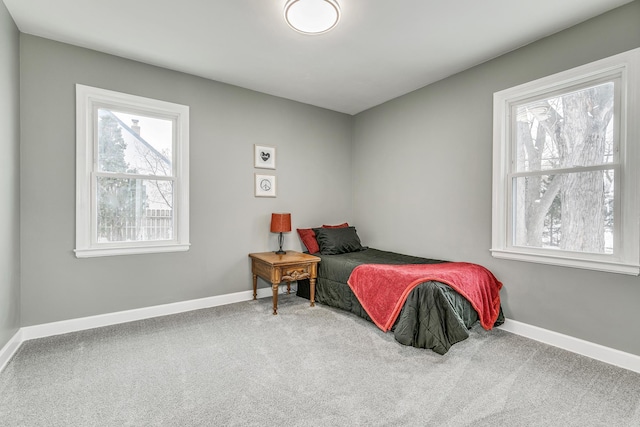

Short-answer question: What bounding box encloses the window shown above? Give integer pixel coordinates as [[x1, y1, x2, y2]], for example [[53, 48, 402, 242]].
[[492, 48, 640, 275], [75, 85, 190, 257]]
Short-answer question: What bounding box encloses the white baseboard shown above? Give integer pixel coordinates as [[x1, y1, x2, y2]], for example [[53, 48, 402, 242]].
[[0, 286, 298, 373], [499, 319, 640, 374], [20, 287, 282, 341], [0, 329, 23, 373], [2, 290, 638, 375]]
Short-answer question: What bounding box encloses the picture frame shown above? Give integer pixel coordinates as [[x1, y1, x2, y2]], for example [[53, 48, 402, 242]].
[[254, 144, 276, 169], [255, 174, 276, 197]]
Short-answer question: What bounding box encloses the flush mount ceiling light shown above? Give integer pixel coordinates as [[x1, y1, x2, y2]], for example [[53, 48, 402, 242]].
[[284, 0, 341, 35]]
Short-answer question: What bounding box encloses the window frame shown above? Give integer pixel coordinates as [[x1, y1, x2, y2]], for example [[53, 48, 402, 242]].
[[75, 84, 190, 258], [491, 48, 640, 275]]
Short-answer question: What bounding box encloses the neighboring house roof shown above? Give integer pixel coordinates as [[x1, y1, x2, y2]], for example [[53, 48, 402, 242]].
[[100, 109, 171, 167]]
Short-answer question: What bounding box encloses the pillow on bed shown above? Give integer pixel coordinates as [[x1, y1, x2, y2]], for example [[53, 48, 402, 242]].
[[323, 222, 349, 229], [297, 223, 349, 253], [296, 228, 321, 254], [312, 226, 364, 255]]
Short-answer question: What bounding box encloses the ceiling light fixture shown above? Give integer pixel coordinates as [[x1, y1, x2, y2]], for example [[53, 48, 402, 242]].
[[284, 0, 341, 35]]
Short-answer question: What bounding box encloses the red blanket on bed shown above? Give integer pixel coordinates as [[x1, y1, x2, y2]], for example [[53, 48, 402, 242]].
[[347, 262, 503, 332]]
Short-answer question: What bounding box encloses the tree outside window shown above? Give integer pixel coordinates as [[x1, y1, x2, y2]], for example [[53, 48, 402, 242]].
[[491, 48, 640, 275], [513, 82, 615, 254], [75, 84, 189, 258]]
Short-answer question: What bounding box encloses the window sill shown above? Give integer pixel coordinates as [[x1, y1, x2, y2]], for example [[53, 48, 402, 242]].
[[75, 243, 191, 258], [490, 248, 639, 276]]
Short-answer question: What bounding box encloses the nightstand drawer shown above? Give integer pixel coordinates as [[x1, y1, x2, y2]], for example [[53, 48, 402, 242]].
[[282, 265, 311, 281]]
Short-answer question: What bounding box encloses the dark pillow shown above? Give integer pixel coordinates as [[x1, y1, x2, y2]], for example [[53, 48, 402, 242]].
[[297, 223, 349, 254], [312, 227, 364, 255]]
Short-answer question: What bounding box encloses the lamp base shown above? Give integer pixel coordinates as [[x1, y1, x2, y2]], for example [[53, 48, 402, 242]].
[[275, 232, 286, 255]]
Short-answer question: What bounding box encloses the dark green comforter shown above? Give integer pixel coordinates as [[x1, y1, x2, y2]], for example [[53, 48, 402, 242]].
[[298, 248, 504, 354]]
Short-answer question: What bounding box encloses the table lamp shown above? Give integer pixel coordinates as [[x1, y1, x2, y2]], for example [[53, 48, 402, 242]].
[[270, 213, 291, 255]]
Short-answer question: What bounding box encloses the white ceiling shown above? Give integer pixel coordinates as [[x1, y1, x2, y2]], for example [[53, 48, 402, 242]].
[[3, 0, 633, 115]]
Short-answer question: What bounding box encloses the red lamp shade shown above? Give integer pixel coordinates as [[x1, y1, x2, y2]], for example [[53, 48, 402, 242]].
[[270, 213, 292, 233]]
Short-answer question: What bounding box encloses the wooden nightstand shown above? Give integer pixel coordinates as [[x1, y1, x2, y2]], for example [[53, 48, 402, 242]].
[[249, 251, 321, 315]]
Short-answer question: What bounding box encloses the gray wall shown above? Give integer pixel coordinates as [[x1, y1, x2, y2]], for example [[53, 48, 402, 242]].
[[14, 2, 640, 358], [352, 2, 640, 356], [19, 35, 353, 326], [0, 2, 20, 349]]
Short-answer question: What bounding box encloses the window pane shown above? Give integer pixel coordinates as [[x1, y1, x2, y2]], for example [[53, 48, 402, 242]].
[[513, 170, 614, 254], [515, 82, 615, 172], [96, 177, 174, 242], [97, 109, 173, 176]]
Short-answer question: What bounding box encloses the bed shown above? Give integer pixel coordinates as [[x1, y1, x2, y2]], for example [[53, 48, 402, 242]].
[[296, 225, 504, 355]]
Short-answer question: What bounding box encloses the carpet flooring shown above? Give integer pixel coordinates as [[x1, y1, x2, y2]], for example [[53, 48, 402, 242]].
[[1, 295, 639, 426]]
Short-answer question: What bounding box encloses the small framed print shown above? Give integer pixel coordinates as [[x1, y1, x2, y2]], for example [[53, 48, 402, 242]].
[[254, 144, 276, 169], [255, 174, 276, 197]]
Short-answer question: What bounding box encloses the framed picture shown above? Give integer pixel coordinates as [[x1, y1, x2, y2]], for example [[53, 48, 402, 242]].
[[255, 174, 276, 197], [254, 144, 276, 169]]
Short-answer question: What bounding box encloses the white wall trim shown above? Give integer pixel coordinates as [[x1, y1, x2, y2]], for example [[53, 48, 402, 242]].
[[20, 287, 279, 341], [499, 319, 640, 374], [3, 293, 639, 375], [0, 329, 23, 373], [1, 286, 293, 373]]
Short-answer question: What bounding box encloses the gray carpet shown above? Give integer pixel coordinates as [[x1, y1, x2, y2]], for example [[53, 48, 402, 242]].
[[1, 295, 639, 426]]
